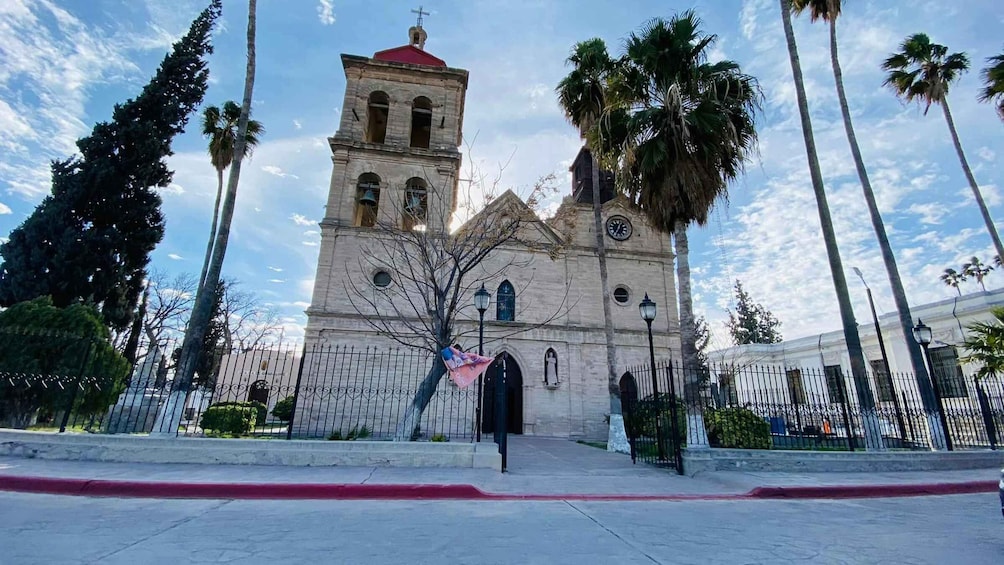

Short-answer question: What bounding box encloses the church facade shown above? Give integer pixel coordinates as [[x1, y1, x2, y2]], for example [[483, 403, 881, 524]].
[[298, 24, 682, 441]]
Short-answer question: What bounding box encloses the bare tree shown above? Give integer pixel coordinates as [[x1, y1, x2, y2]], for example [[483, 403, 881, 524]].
[[217, 279, 282, 350], [345, 164, 569, 440], [144, 270, 198, 343]]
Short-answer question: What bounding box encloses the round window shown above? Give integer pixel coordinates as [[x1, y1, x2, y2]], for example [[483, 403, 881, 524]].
[[373, 271, 392, 288], [613, 286, 629, 304]]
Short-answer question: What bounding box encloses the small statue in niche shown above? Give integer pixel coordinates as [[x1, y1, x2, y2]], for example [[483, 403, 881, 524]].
[[544, 349, 559, 386]]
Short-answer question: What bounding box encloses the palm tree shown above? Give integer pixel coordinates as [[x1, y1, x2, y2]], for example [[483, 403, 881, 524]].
[[979, 49, 1004, 121], [608, 12, 762, 448], [789, 0, 937, 450], [156, 0, 258, 435], [962, 256, 992, 291], [883, 34, 1004, 262], [779, 0, 884, 450], [940, 268, 966, 296], [961, 307, 1004, 381], [556, 38, 628, 453], [199, 102, 263, 292]]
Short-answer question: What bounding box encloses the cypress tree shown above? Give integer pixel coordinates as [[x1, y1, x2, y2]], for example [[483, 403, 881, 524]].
[[0, 0, 222, 331]]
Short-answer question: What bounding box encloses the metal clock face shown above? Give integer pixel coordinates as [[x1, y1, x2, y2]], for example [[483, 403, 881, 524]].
[[606, 216, 632, 241]]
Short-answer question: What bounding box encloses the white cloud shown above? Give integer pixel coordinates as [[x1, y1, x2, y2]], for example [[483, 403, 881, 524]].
[[167, 253, 183, 260], [161, 183, 185, 195], [978, 147, 995, 162], [0, 202, 11, 215], [317, 0, 335, 26], [268, 278, 286, 283], [291, 213, 316, 226], [293, 119, 302, 130], [268, 266, 284, 272], [262, 165, 299, 179], [302, 241, 319, 247]]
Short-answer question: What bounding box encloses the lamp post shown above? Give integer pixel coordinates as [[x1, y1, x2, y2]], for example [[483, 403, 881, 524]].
[[474, 284, 490, 443], [912, 319, 953, 451], [852, 268, 907, 441], [639, 294, 666, 461]]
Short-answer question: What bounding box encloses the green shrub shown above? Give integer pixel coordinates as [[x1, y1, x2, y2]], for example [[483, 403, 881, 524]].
[[271, 396, 295, 422], [210, 401, 266, 426], [430, 434, 448, 442], [328, 425, 372, 441], [624, 393, 687, 445], [200, 404, 257, 436], [705, 407, 771, 450]]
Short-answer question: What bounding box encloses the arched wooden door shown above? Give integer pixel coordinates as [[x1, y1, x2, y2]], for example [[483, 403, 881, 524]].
[[482, 355, 523, 434]]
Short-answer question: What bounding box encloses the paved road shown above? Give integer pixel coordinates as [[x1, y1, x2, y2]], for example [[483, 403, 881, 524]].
[[1, 492, 1001, 564]]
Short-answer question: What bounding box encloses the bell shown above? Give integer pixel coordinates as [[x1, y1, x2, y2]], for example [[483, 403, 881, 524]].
[[358, 188, 378, 207]]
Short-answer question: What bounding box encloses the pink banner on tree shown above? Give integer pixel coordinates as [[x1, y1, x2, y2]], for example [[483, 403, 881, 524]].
[[441, 347, 494, 389]]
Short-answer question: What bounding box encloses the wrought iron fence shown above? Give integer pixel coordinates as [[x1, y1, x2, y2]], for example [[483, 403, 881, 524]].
[[0, 331, 477, 442], [622, 358, 1004, 463]]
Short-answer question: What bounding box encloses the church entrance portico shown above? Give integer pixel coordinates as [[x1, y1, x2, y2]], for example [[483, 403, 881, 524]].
[[482, 355, 523, 435]]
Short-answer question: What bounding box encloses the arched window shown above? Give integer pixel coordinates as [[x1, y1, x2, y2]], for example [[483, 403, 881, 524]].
[[365, 91, 389, 144], [355, 173, 381, 227], [402, 177, 428, 231], [410, 96, 432, 149], [496, 280, 515, 322]]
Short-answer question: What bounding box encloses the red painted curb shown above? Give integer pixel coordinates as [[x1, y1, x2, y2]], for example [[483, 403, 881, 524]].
[[747, 481, 999, 500], [0, 476, 488, 500], [0, 475, 997, 501]]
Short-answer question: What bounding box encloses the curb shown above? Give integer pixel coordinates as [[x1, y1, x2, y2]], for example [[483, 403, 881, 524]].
[[0, 475, 998, 501]]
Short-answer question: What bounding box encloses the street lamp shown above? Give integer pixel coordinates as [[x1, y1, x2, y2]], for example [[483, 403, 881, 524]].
[[638, 294, 665, 460], [852, 267, 907, 441], [474, 284, 490, 442], [912, 319, 953, 451]]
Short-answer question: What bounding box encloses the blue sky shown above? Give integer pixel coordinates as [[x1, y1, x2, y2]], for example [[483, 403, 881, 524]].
[[0, 0, 1002, 345]]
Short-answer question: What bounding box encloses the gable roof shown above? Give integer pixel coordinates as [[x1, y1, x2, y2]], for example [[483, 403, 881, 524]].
[[460, 190, 564, 247], [373, 45, 447, 67]]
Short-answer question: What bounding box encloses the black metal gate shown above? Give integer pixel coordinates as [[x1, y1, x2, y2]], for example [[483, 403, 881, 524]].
[[621, 361, 683, 472]]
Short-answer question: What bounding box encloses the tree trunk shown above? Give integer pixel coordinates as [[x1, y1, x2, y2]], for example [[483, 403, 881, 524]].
[[942, 98, 1004, 262], [153, 0, 257, 437], [589, 151, 628, 454], [780, 0, 882, 450], [673, 221, 709, 447], [122, 285, 148, 366], [393, 360, 447, 441], [828, 18, 944, 448], [198, 167, 225, 292]]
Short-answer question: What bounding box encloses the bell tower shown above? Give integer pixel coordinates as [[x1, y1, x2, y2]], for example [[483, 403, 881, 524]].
[[307, 16, 469, 322]]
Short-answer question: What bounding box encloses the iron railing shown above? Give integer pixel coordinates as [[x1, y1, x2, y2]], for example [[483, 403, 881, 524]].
[[621, 358, 1004, 463], [0, 332, 477, 442]]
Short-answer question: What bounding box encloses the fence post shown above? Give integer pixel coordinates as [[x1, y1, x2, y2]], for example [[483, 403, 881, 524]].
[[837, 373, 855, 452], [495, 352, 507, 472], [665, 363, 683, 475], [902, 391, 917, 444], [59, 333, 94, 433], [285, 343, 309, 440], [975, 379, 997, 450]]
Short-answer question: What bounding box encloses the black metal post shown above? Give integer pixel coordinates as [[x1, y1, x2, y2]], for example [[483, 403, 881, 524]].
[[495, 352, 508, 472], [864, 286, 907, 441], [975, 379, 997, 450], [60, 333, 94, 433], [903, 391, 917, 444], [285, 343, 309, 440], [920, 342, 953, 451], [837, 373, 855, 452], [476, 311, 485, 443], [665, 364, 684, 475], [645, 319, 666, 461]]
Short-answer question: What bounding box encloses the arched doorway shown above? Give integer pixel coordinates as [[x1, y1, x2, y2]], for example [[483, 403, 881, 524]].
[[482, 355, 523, 434]]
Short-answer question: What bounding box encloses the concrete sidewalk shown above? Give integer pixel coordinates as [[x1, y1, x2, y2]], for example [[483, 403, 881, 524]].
[[0, 436, 999, 500]]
